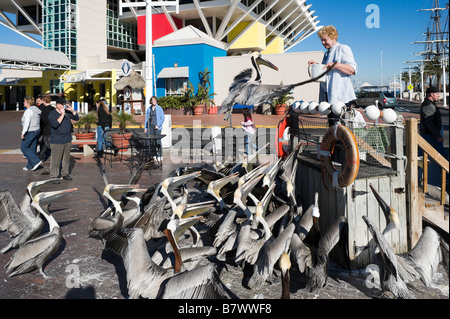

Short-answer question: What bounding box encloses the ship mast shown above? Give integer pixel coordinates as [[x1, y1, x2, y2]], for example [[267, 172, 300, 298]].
[[412, 0, 449, 105]]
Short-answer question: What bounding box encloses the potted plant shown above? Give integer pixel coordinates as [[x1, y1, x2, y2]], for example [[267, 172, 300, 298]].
[[192, 68, 216, 115], [273, 87, 294, 115], [111, 110, 138, 151], [74, 111, 97, 140]]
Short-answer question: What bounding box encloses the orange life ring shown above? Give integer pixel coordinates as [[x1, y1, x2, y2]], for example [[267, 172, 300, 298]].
[[275, 116, 289, 159], [319, 123, 359, 188]]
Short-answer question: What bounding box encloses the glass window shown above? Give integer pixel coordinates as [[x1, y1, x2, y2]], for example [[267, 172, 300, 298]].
[[165, 78, 188, 96]]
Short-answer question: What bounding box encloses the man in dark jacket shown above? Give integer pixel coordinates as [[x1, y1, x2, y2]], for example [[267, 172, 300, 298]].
[[419, 86, 448, 186], [48, 98, 79, 184], [38, 95, 54, 162]]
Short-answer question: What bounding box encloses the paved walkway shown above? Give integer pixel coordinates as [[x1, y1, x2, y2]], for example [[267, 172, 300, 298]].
[[0, 110, 447, 302]]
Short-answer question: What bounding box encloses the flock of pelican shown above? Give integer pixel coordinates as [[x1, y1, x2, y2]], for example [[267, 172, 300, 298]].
[[1, 140, 447, 299], [0, 52, 448, 299]]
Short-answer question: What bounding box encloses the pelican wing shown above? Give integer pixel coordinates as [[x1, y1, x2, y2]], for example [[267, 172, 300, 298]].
[[0, 190, 30, 237], [362, 215, 399, 279], [122, 228, 168, 299], [229, 68, 253, 92], [134, 197, 171, 240], [248, 223, 295, 289], [290, 233, 313, 272], [158, 263, 229, 299], [6, 229, 61, 275], [317, 216, 347, 264], [400, 226, 446, 287]]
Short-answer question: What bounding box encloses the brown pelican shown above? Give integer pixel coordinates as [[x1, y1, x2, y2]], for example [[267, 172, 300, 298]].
[[362, 215, 449, 299], [237, 183, 288, 267], [1, 179, 60, 253], [369, 183, 400, 235], [5, 188, 77, 278], [305, 216, 348, 293], [218, 51, 336, 120], [233, 174, 264, 264], [88, 184, 141, 241], [279, 251, 291, 299], [121, 188, 148, 228], [161, 171, 201, 212], [247, 221, 295, 289], [207, 172, 239, 212], [121, 221, 230, 299]]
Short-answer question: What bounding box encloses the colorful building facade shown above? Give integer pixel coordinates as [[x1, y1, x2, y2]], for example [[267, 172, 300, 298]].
[[0, 0, 322, 110]]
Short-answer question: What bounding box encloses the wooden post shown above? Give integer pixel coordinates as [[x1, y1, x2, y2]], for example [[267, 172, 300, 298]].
[[405, 118, 421, 249]]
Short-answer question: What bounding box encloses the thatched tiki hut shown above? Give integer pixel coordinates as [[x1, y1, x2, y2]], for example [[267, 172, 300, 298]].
[[114, 70, 146, 115]]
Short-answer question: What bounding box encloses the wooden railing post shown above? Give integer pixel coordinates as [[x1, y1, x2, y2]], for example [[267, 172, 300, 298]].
[[405, 118, 421, 249]]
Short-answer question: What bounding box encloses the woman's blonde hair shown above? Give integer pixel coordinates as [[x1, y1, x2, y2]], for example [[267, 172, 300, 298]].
[[318, 25, 338, 41], [24, 96, 35, 106]]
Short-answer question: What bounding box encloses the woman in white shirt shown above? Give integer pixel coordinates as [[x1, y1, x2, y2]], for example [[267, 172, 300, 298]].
[[20, 96, 42, 171], [308, 25, 357, 125]]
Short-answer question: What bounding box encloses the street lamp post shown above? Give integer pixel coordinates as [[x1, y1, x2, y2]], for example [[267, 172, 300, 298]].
[[119, 1, 179, 111]]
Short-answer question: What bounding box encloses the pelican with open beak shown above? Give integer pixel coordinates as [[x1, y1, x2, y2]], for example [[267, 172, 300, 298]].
[[369, 184, 400, 235]]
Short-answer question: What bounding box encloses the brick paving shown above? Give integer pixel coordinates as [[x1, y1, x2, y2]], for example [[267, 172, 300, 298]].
[[0, 110, 447, 301]]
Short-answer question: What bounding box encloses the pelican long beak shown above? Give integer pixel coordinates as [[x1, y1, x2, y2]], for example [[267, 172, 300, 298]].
[[27, 178, 61, 197], [33, 188, 78, 206], [170, 215, 204, 244], [369, 184, 391, 222], [104, 184, 140, 197], [256, 54, 279, 71], [183, 202, 214, 218]]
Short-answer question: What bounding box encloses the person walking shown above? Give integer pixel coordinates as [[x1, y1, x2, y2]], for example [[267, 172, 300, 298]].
[[144, 96, 165, 161], [241, 107, 258, 156], [20, 96, 42, 171], [38, 95, 53, 163], [307, 25, 357, 126], [419, 86, 448, 187], [95, 99, 112, 157], [48, 98, 79, 184]]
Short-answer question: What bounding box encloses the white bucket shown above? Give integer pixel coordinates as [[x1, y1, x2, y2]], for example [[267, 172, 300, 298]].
[[308, 64, 327, 82]]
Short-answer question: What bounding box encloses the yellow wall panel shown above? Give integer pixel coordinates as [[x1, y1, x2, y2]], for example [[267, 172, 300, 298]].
[[263, 36, 284, 55], [228, 22, 266, 51]]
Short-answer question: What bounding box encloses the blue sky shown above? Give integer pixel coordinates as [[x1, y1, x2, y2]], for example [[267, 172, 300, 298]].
[[290, 0, 446, 86], [0, 0, 444, 86]]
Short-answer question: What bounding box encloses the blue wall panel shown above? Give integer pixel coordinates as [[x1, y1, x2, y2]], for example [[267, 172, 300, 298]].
[[153, 44, 226, 98]]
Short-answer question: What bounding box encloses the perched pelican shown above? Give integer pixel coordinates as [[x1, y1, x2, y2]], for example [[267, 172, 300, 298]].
[[305, 216, 348, 293], [121, 223, 230, 299], [5, 188, 77, 278], [218, 51, 336, 120], [1, 179, 59, 253], [362, 215, 449, 299], [369, 183, 400, 235]]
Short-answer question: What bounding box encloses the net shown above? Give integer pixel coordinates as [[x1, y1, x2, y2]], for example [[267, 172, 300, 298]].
[[295, 111, 400, 179]]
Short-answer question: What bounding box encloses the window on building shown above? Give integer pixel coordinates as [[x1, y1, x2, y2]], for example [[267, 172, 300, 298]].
[[165, 78, 188, 96]]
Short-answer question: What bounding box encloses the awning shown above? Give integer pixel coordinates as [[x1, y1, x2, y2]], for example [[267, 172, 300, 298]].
[[157, 66, 189, 79], [0, 43, 70, 71]]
